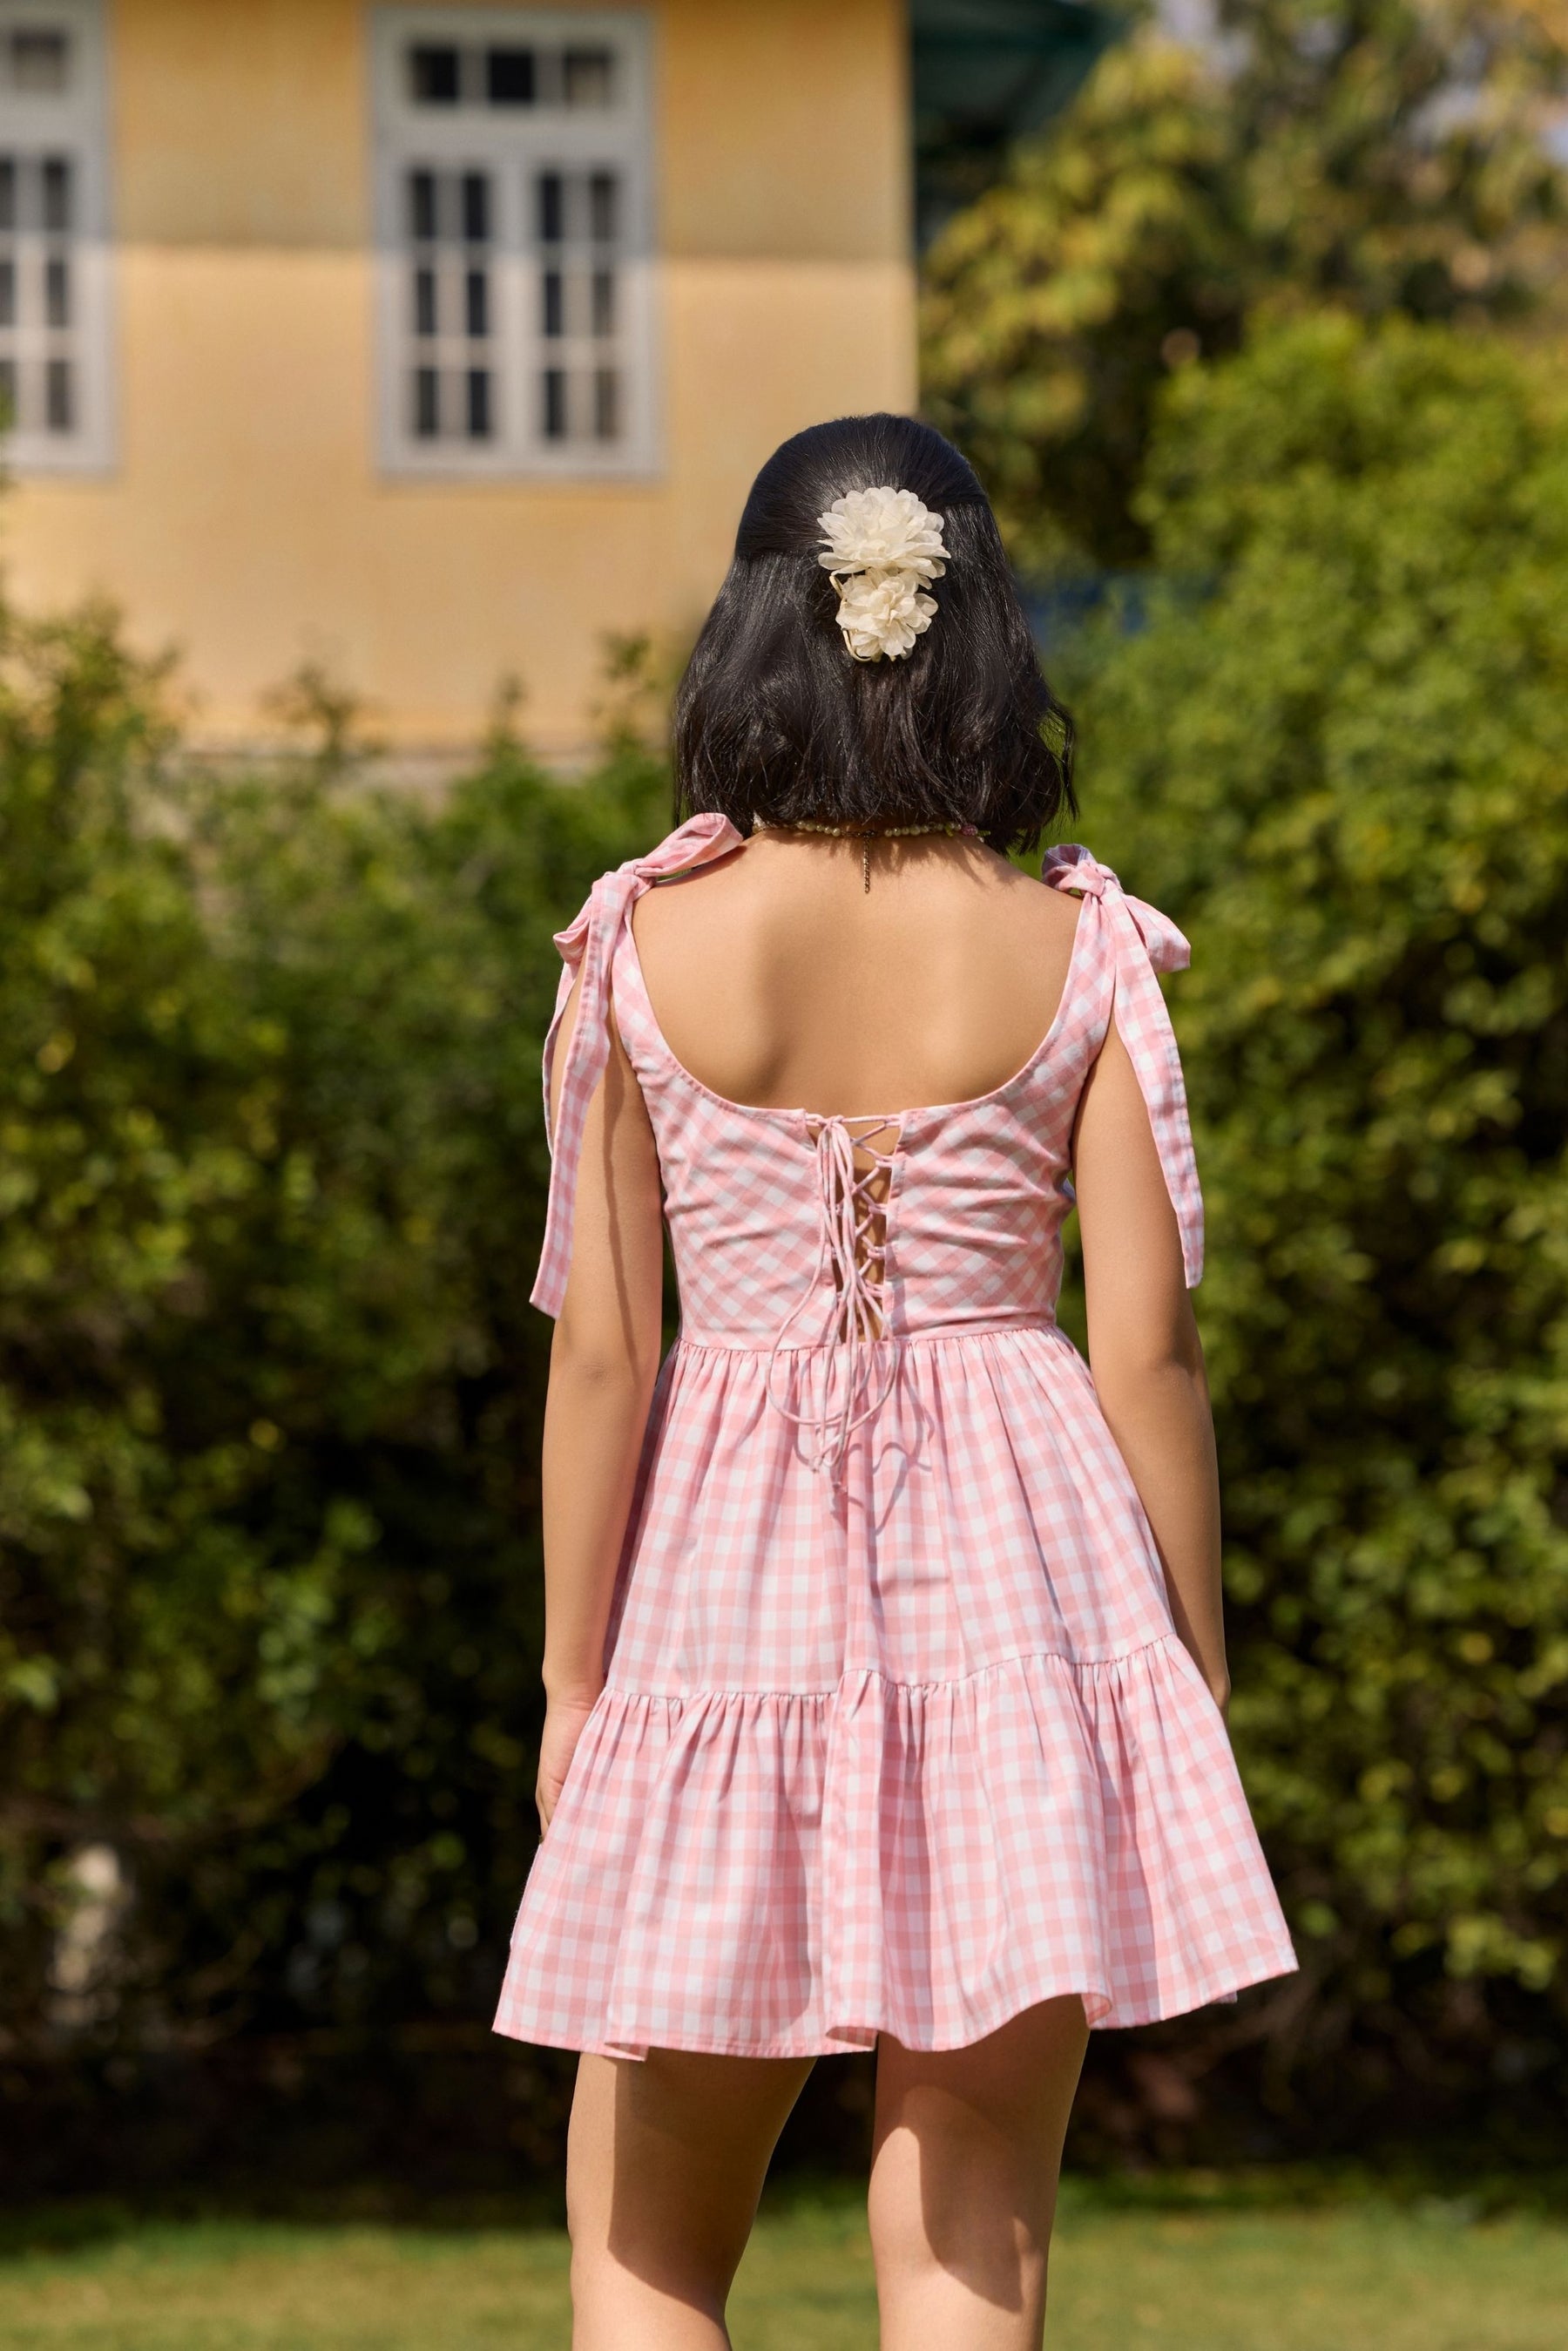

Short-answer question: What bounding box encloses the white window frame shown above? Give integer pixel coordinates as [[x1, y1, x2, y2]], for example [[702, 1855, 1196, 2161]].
[[0, 0, 112, 474], [371, 5, 659, 480]]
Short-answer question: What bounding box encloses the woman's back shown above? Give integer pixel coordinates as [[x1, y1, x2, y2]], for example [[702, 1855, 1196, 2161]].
[[631, 835, 1082, 1118], [608, 823, 1119, 1363]]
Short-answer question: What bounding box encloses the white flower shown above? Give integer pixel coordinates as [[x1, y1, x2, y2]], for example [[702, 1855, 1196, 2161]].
[[815, 484, 949, 662], [834, 573, 940, 663], [816, 486, 949, 584]]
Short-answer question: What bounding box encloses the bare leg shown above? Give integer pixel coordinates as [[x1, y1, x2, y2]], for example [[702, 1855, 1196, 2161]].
[[566, 2047, 814, 2349], [868, 1998, 1089, 2351]]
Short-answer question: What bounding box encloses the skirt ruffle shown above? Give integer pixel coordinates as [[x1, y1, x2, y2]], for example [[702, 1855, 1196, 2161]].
[[494, 1632, 1296, 2058]]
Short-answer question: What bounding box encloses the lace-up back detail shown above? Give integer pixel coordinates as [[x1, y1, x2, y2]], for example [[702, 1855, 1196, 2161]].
[[796, 1115, 899, 1344], [764, 1115, 901, 1478]]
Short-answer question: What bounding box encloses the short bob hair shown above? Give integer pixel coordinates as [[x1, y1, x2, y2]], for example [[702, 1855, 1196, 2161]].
[[673, 413, 1074, 857]]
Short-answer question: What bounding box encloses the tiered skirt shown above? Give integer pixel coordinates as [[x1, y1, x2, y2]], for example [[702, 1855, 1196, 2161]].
[[495, 1323, 1295, 2057]]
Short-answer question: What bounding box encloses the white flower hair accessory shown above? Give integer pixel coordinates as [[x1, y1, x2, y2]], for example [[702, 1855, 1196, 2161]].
[[816, 484, 949, 663]]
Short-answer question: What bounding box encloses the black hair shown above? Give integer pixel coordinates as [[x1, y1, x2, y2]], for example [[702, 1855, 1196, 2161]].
[[672, 413, 1074, 857]]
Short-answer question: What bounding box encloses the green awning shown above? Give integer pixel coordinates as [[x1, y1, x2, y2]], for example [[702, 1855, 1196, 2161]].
[[911, 0, 1121, 243]]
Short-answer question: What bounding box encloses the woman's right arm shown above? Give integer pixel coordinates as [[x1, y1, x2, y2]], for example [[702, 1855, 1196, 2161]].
[[1072, 1019, 1229, 1718], [535, 972, 667, 1829]]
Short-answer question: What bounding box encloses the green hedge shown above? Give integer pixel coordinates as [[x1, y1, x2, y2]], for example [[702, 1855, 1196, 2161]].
[[0, 616, 665, 2066], [8, 309, 1568, 2171], [1074, 313, 1568, 2139]]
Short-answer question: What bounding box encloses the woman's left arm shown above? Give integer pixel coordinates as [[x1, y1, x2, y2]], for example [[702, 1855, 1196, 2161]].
[[1073, 1018, 1229, 1720], [535, 972, 666, 1831]]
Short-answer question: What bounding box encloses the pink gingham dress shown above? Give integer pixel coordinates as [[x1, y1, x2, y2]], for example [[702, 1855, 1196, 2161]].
[[494, 814, 1296, 2058]]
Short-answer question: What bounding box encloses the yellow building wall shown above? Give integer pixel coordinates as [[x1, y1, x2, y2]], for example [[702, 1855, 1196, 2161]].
[[4, 0, 916, 755]]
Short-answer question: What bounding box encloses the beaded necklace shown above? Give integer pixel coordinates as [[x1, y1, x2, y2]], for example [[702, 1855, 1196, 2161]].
[[754, 816, 979, 892]]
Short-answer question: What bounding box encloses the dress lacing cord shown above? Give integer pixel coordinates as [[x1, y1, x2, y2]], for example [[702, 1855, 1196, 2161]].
[[764, 1115, 901, 1481]]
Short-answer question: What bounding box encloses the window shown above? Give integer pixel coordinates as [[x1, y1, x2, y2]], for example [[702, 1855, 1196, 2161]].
[[372, 9, 656, 478], [0, 0, 111, 471]]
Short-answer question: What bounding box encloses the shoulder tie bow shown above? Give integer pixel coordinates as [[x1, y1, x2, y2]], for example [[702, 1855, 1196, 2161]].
[[531, 813, 744, 1316], [1042, 845, 1205, 1287]]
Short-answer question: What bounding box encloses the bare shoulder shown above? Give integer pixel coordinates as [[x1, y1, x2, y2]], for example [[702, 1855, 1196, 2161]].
[[631, 843, 752, 950], [971, 847, 1084, 946], [630, 835, 1080, 964]]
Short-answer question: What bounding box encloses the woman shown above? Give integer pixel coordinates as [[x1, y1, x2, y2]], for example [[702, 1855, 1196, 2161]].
[[495, 414, 1294, 2348]]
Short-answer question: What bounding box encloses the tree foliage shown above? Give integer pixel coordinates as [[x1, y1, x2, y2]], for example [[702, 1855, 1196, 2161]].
[[13, 316, 1568, 2151], [1078, 314, 1568, 2127], [922, 3, 1567, 568], [0, 612, 665, 2056]]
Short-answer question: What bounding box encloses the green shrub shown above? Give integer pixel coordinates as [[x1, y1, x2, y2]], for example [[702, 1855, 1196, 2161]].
[[922, 10, 1565, 570], [14, 321, 1568, 2158], [1077, 313, 1568, 2131], [0, 607, 666, 2055]]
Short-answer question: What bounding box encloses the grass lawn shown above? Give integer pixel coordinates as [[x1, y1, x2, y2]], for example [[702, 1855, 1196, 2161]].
[[1, 2186, 1565, 2348]]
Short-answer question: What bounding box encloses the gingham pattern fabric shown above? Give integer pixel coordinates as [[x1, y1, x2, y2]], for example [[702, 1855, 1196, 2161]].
[[531, 811, 746, 1318], [1039, 842, 1204, 1286], [495, 825, 1295, 2058]]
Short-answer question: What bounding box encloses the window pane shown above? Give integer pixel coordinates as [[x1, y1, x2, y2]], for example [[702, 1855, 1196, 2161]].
[[45, 253, 68, 328], [45, 356, 71, 431], [564, 48, 613, 107], [0, 256, 13, 328], [486, 46, 534, 105], [589, 172, 618, 243], [42, 156, 71, 233], [409, 44, 461, 105], [414, 365, 440, 438], [0, 157, 14, 232], [10, 30, 70, 93], [382, 26, 644, 466], [408, 168, 436, 241], [466, 368, 490, 439], [594, 367, 618, 442]]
